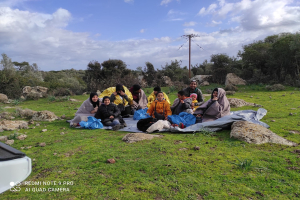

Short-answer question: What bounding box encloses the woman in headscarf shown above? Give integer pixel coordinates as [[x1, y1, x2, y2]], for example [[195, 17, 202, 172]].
[[70, 92, 101, 126], [129, 84, 148, 114], [194, 88, 230, 123]]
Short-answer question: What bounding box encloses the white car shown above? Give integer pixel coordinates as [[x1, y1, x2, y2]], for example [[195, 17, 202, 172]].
[[0, 142, 32, 194]]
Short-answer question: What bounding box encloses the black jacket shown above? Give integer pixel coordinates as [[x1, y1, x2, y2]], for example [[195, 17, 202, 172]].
[[94, 103, 121, 123]]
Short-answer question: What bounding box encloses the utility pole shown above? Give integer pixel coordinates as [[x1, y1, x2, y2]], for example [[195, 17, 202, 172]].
[[180, 34, 201, 78]]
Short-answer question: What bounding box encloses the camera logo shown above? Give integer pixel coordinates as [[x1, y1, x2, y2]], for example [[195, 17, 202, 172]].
[[10, 182, 21, 192]]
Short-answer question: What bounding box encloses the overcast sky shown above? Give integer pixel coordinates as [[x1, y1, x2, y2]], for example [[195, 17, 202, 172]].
[[0, 0, 300, 71]]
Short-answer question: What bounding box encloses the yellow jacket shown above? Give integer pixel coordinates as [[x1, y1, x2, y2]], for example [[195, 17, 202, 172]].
[[147, 91, 170, 108], [99, 86, 133, 106], [147, 99, 172, 119]]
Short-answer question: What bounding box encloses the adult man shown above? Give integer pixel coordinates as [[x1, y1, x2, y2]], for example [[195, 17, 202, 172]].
[[183, 80, 204, 106]]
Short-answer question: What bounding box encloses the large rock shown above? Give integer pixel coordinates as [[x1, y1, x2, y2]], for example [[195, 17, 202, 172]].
[[225, 73, 246, 86], [16, 108, 37, 119], [190, 75, 212, 84], [0, 93, 8, 103], [138, 75, 148, 88], [162, 76, 173, 86], [200, 81, 209, 86], [32, 111, 58, 122], [0, 136, 8, 142], [0, 120, 28, 131], [224, 84, 238, 91], [122, 133, 163, 143], [22, 86, 48, 99], [231, 121, 297, 146], [228, 98, 254, 108]]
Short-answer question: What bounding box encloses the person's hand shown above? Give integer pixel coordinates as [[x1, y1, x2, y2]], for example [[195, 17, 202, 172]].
[[109, 115, 114, 119], [164, 117, 168, 120], [180, 100, 184, 104], [120, 91, 125, 96], [212, 97, 218, 101], [191, 103, 194, 107], [94, 106, 98, 112], [196, 114, 202, 117], [113, 92, 117, 96]]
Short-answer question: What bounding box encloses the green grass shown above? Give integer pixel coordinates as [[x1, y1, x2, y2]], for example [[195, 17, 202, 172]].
[[1, 85, 300, 199]]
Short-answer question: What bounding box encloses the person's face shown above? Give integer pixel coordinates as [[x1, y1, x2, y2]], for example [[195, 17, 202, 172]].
[[135, 89, 141, 94], [191, 95, 196, 101], [116, 90, 122, 94], [177, 94, 184, 100], [190, 81, 197, 90], [104, 98, 110, 105], [92, 95, 98, 102], [154, 91, 158, 95], [213, 91, 218, 98], [157, 93, 164, 101]]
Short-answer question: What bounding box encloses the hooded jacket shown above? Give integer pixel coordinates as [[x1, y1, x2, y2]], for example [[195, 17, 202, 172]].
[[194, 88, 230, 122], [147, 99, 172, 119], [183, 87, 204, 106], [147, 91, 171, 108]]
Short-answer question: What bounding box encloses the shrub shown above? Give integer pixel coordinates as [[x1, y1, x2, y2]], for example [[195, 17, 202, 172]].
[[265, 84, 285, 91]]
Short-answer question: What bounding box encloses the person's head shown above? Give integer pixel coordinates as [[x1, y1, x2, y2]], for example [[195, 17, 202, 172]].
[[102, 96, 111, 105], [156, 92, 164, 101], [132, 84, 141, 93], [190, 93, 197, 101], [189, 80, 197, 90], [89, 92, 98, 103], [177, 90, 187, 100], [153, 86, 161, 95], [116, 84, 125, 94], [212, 88, 218, 99]]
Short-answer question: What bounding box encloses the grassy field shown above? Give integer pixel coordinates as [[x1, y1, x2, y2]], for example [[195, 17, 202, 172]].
[[1, 84, 300, 200]]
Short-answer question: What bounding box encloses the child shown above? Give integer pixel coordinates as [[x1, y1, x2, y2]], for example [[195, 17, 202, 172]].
[[190, 93, 199, 112], [170, 91, 193, 115], [147, 92, 172, 120], [94, 96, 126, 130]]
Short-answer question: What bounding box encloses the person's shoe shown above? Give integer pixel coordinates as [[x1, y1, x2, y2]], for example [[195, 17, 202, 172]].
[[70, 123, 77, 127], [122, 114, 130, 118], [112, 124, 124, 131], [122, 123, 127, 127]]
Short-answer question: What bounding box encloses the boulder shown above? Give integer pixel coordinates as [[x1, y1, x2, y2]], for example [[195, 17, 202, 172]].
[[5, 140, 14, 145], [0, 93, 8, 103], [122, 133, 163, 143], [0, 120, 28, 131], [16, 108, 37, 119], [162, 76, 173, 86], [224, 84, 238, 91], [190, 75, 212, 84], [228, 98, 254, 108], [32, 111, 58, 122], [138, 75, 148, 88], [200, 81, 209, 86], [0, 136, 8, 142], [225, 73, 246, 86], [17, 134, 27, 140], [22, 86, 48, 99], [96, 90, 101, 96], [230, 121, 297, 146]]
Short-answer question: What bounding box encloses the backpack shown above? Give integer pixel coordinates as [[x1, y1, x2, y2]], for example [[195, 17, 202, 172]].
[[137, 117, 157, 132]]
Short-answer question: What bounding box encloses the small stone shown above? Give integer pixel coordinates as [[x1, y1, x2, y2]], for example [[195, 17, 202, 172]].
[[289, 113, 293, 116], [289, 131, 296, 134], [291, 108, 296, 110], [0, 136, 8, 141], [36, 123, 40, 126], [60, 132, 65, 135], [9, 116, 15, 120], [179, 148, 188, 151], [194, 146, 200, 150], [58, 171, 62, 173], [61, 115, 66, 119], [5, 139, 14, 145], [256, 97, 259, 99], [32, 127, 36, 129], [53, 153, 57, 155], [271, 120, 275, 122], [20, 147, 25, 150], [26, 146, 32, 149], [107, 158, 115, 164], [39, 142, 46, 147], [295, 150, 300, 153], [41, 129, 47, 132], [250, 96, 253, 98], [33, 159, 36, 161], [28, 119, 34, 125], [74, 108, 78, 110], [17, 134, 27, 140]]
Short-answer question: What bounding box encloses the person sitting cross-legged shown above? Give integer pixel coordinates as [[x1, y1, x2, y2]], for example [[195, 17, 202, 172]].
[[94, 96, 126, 131], [147, 92, 172, 120]]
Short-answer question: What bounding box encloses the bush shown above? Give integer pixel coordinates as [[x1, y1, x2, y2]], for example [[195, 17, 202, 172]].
[[265, 84, 285, 91]]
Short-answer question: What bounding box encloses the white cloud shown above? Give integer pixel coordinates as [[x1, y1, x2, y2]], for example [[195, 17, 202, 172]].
[[140, 29, 145, 33], [124, 0, 134, 3], [161, 0, 172, 6], [183, 21, 197, 27]]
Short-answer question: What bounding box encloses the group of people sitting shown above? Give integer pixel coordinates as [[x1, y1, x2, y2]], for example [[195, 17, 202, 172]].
[[70, 80, 231, 130]]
